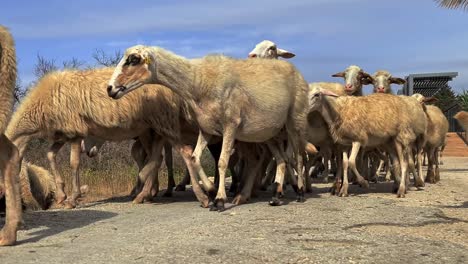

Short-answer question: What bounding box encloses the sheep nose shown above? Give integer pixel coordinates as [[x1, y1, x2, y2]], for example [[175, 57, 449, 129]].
[[248, 54, 257, 58], [345, 84, 353, 90], [107, 85, 113, 93]]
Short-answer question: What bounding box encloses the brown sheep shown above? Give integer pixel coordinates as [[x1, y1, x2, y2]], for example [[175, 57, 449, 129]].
[[19, 162, 55, 211], [412, 94, 449, 183], [6, 67, 203, 208], [308, 88, 427, 197], [0, 25, 21, 246], [454, 111, 468, 143]]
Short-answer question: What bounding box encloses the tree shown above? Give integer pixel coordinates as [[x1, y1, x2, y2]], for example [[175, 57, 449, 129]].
[[92, 49, 122, 67], [436, 0, 468, 10], [434, 86, 458, 111], [457, 90, 468, 111]]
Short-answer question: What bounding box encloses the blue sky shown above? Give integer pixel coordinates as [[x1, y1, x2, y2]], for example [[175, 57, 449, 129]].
[[4, 0, 468, 94]]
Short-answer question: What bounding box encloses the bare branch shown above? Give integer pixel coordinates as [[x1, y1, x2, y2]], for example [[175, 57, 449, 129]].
[[33, 54, 58, 79], [92, 49, 122, 67], [62, 57, 85, 69]]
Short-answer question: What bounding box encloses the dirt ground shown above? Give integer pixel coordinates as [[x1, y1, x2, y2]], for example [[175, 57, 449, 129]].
[[1, 157, 467, 264]]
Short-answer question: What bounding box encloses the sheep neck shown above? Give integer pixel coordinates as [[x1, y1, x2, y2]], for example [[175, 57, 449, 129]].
[[320, 96, 344, 142], [150, 47, 200, 110]]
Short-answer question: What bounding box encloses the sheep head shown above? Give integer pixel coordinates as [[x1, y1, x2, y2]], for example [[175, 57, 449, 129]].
[[332, 65, 371, 95], [248, 40, 295, 59], [107, 45, 154, 99], [308, 86, 339, 113], [368, 70, 406, 93]]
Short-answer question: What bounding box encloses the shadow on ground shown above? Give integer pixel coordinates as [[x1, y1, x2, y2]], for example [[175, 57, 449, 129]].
[[0, 209, 117, 245]]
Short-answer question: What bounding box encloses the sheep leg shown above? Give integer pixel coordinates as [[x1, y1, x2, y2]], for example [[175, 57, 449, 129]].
[[210, 125, 237, 212], [192, 131, 215, 195], [435, 148, 441, 182], [348, 142, 369, 189], [130, 139, 146, 197], [232, 147, 264, 205], [414, 146, 425, 188], [163, 143, 175, 197], [425, 148, 436, 184], [173, 144, 209, 208], [304, 154, 313, 192], [322, 148, 331, 183], [261, 159, 276, 191], [65, 138, 83, 209], [133, 139, 165, 204], [294, 145, 305, 203], [267, 142, 287, 206], [0, 135, 21, 246], [175, 169, 190, 192], [396, 143, 408, 198], [47, 141, 67, 205], [339, 151, 349, 197], [407, 149, 417, 184]]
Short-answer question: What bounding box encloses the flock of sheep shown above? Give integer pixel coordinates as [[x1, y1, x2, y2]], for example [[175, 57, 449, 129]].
[[1, 25, 467, 246]]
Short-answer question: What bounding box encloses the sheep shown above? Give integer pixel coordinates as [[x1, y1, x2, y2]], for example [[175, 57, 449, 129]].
[[5, 67, 207, 208], [454, 111, 468, 143], [331, 65, 372, 96], [248, 40, 295, 59], [365, 70, 406, 94], [247, 41, 342, 186], [107, 45, 309, 210], [365, 70, 406, 181], [18, 162, 56, 211], [0, 25, 21, 246], [308, 87, 427, 197], [412, 94, 449, 183]]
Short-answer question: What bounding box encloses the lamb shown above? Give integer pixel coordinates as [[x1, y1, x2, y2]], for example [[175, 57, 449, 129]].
[[107, 45, 309, 210], [0, 25, 22, 246], [412, 94, 449, 183], [454, 111, 468, 143], [6, 67, 205, 208], [365, 70, 406, 94], [308, 87, 427, 197]]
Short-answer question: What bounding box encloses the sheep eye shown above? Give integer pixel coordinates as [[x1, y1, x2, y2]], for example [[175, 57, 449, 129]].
[[125, 54, 141, 66]]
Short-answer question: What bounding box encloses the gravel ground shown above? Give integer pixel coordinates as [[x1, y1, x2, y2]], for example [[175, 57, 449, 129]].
[[1, 157, 467, 264]]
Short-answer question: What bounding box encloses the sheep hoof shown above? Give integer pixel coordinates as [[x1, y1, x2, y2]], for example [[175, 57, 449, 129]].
[[64, 201, 76, 209], [269, 197, 283, 206], [174, 185, 186, 192], [232, 195, 247, 205], [359, 180, 369, 189], [397, 186, 406, 198], [296, 195, 306, 203], [209, 199, 225, 212], [0, 230, 16, 246]]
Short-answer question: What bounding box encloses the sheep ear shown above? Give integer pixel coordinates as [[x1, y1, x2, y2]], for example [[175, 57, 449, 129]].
[[423, 97, 438, 104], [389, 77, 406, 85], [332, 72, 345, 78], [321, 89, 339, 97], [361, 76, 373, 85], [277, 48, 295, 59]]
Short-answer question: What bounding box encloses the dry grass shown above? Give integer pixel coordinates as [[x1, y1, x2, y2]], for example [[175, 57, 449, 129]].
[[23, 139, 217, 202]]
